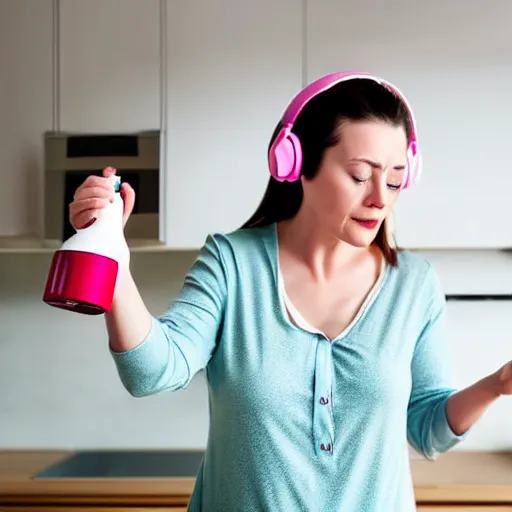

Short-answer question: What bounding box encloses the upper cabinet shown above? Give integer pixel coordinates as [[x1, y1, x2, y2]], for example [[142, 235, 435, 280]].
[[0, 0, 53, 239], [4, 1, 512, 252], [163, 0, 303, 249], [59, 0, 160, 132], [307, 0, 512, 249], [0, 0, 162, 250]]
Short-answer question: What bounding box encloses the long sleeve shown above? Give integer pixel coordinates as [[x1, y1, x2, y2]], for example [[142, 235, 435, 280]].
[[406, 263, 469, 460], [110, 234, 227, 397]]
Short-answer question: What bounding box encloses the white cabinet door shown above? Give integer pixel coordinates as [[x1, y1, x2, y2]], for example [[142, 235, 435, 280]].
[[59, 0, 160, 132], [164, 0, 303, 249], [307, 0, 512, 249], [0, 0, 53, 237]]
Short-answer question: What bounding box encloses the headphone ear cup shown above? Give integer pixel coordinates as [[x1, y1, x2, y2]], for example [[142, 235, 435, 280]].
[[403, 141, 421, 189], [286, 131, 303, 181], [268, 127, 303, 182]]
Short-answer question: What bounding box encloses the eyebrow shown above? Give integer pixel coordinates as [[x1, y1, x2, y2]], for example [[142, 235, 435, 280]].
[[349, 158, 405, 171]]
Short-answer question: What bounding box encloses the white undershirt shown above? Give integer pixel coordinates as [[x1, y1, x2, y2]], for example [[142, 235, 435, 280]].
[[277, 258, 387, 340]]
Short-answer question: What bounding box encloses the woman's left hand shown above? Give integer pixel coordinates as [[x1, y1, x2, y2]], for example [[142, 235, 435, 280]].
[[446, 360, 511, 436], [491, 361, 512, 396]]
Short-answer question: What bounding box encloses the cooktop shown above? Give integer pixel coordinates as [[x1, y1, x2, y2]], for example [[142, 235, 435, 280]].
[[33, 450, 204, 479]]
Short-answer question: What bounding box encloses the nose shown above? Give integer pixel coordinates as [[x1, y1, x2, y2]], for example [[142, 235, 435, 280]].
[[365, 179, 386, 209]]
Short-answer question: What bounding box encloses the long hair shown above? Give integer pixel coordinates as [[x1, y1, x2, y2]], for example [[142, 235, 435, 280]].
[[241, 79, 412, 267]]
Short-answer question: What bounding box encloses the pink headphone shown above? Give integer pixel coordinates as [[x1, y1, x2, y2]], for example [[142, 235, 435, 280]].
[[268, 71, 422, 190]]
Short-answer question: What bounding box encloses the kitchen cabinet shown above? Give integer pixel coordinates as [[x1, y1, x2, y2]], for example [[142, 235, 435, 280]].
[[306, 0, 512, 249], [0, 0, 53, 240], [163, 0, 303, 249], [58, 0, 160, 133], [0, 0, 162, 252], [1, 0, 303, 252], [4, 1, 512, 253]]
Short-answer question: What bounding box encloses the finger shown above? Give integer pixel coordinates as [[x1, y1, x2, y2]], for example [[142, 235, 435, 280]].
[[73, 186, 114, 202], [69, 198, 109, 229], [120, 182, 135, 221], [70, 197, 110, 214], [71, 211, 99, 230], [102, 166, 117, 178], [76, 175, 114, 197]]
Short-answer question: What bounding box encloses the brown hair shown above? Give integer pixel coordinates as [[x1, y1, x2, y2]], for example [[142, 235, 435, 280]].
[[241, 78, 412, 267]]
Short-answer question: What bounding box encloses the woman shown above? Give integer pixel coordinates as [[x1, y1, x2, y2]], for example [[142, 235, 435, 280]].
[[69, 72, 512, 512]]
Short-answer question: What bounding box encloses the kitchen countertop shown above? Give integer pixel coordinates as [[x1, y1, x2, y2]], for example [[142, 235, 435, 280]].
[[411, 450, 512, 503], [1, 450, 512, 505], [0, 450, 194, 506]]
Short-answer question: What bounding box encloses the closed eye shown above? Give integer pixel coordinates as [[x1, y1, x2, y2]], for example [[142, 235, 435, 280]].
[[352, 176, 401, 190]]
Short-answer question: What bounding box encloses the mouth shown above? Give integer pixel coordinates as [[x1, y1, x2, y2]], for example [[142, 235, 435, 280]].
[[352, 218, 380, 229]]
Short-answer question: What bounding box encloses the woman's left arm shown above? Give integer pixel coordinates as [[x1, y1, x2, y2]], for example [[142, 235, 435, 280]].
[[407, 262, 510, 460], [446, 361, 512, 435]]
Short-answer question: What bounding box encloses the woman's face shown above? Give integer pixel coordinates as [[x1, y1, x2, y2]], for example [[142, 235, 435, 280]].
[[301, 119, 408, 248]]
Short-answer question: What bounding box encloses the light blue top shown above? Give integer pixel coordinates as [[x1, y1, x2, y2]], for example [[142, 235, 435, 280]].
[[111, 223, 467, 512]]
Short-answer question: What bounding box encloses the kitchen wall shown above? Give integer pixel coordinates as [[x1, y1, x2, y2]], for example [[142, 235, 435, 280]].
[[1, 251, 511, 450], [1, 0, 511, 451], [0, 250, 212, 449]]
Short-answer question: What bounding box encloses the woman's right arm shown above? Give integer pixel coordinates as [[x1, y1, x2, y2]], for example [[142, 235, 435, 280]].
[[69, 168, 227, 397], [106, 269, 153, 353], [108, 234, 227, 397]]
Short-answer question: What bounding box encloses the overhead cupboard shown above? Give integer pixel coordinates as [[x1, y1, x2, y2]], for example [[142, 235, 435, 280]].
[[2, 0, 512, 253]]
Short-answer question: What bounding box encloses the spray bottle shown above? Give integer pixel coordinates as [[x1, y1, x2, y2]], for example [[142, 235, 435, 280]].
[[43, 175, 125, 315]]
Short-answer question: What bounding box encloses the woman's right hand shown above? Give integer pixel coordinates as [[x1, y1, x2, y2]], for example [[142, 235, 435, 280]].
[[69, 166, 135, 230]]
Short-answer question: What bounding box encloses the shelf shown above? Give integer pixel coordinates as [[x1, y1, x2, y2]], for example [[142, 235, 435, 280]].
[[0, 236, 170, 254], [409, 248, 512, 298]]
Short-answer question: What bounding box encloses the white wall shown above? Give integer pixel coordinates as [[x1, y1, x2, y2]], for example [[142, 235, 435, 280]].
[[0, 250, 211, 449], [1, 250, 511, 450], [1, 0, 511, 451]]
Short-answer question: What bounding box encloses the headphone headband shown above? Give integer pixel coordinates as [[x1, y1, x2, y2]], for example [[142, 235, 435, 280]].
[[268, 71, 422, 189]]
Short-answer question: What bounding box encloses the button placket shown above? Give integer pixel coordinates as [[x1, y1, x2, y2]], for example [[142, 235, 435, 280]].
[[313, 338, 334, 456]]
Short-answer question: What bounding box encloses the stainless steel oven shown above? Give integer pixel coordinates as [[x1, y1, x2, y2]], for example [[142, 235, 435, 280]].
[[43, 130, 160, 244]]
